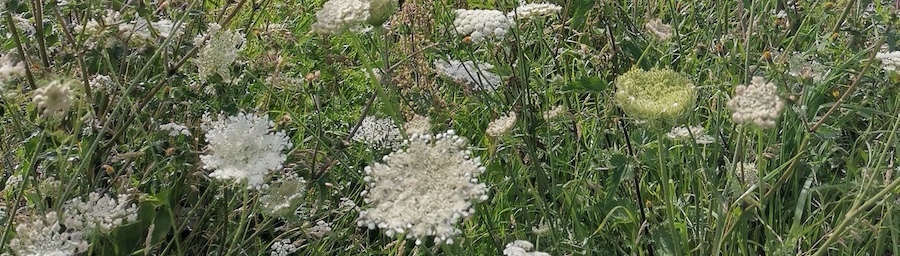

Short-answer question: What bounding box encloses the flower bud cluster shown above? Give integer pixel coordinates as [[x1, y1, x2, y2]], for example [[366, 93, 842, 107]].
[[9, 212, 89, 256], [614, 68, 696, 122], [201, 112, 292, 189], [726, 76, 784, 128]]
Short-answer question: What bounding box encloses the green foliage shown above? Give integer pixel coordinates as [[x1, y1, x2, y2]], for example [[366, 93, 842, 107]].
[[0, 0, 899, 255]]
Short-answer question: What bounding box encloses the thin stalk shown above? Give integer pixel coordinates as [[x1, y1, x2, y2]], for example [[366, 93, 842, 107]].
[[1, 95, 27, 140], [811, 175, 900, 256], [101, 0, 248, 150], [828, 0, 855, 36], [4, 12, 37, 90], [0, 132, 44, 253], [657, 131, 682, 255], [742, 0, 755, 85], [51, 0, 94, 108], [226, 189, 252, 255], [618, 117, 654, 256], [810, 35, 887, 133], [31, 0, 50, 69]]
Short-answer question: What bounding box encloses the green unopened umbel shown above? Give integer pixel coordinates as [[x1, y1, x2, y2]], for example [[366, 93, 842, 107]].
[[614, 68, 696, 122]]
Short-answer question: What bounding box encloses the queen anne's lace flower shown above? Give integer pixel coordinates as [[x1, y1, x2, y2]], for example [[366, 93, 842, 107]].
[[311, 0, 396, 34], [259, 173, 307, 218], [726, 76, 784, 128], [733, 162, 759, 188], [201, 112, 292, 189], [403, 114, 432, 136], [506, 3, 562, 21], [160, 122, 191, 137], [666, 125, 715, 144], [89, 74, 115, 92], [434, 58, 501, 91], [0, 51, 26, 82], [9, 211, 89, 256], [270, 239, 302, 256], [645, 19, 673, 40], [311, 0, 370, 34], [614, 68, 696, 122], [62, 192, 138, 234], [357, 130, 488, 245], [784, 53, 826, 82], [875, 51, 900, 72], [352, 115, 404, 149], [32, 79, 76, 117], [504, 240, 551, 256], [193, 23, 245, 83], [543, 105, 566, 121], [308, 220, 333, 238], [486, 111, 517, 137], [453, 9, 513, 42]]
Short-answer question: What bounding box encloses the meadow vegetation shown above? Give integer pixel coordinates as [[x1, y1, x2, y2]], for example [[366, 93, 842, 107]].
[[1, 0, 899, 255]]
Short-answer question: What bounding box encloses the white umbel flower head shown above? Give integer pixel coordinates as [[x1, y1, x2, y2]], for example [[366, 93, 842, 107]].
[[159, 122, 191, 137], [486, 111, 517, 137], [259, 173, 307, 218], [9, 211, 89, 256], [312, 0, 370, 34], [733, 162, 759, 188], [666, 125, 715, 144], [645, 18, 673, 40], [0, 51, 26, 82], [352, 115, 404, 149], [542, 105, 566, 121], [506, 3, 562, 21], [62, 192, 138, 234], [201, 112, 292, 189], [434, 58, 501, 91], [308, 220, 333, 238], [727, 76, 784, 128], [875, 51, 900, 72], [89, 74, 115, 93], [270, 239, 302, 256], [357, 130, 488, 245], [453, 9, 513, 42], [403, 114, 432, 136], [311, 0, 396, 35], [32, 78, 76, 117], [193, 23, 245, 83], [504, 240, 552, 256]]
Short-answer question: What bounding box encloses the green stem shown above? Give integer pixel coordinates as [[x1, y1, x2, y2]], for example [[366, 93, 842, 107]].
[[226, 189, 251, 255], [657, 131, 683, 255], [811, 99, 900, 255], [31, 0, 50, 69], [0, 132, 45, 253], [4, 12, 37, 90]]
